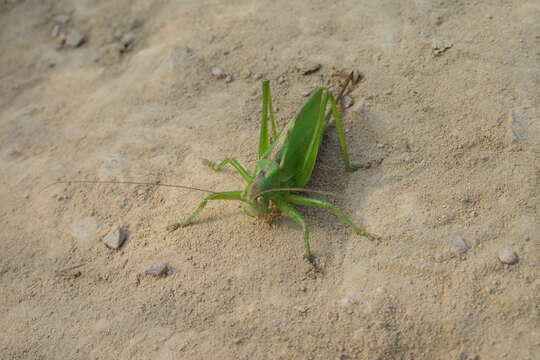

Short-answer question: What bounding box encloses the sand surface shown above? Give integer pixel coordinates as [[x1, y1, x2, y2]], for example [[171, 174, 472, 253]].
[[1, 0, 539, 359]]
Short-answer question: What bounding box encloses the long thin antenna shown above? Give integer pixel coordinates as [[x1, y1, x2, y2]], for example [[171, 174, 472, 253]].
[[41, 180, 219, 194], [255, 187, 339, 198]]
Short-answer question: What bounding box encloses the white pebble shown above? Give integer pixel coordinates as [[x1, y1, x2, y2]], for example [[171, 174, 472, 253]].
[[211, 66, 226, 79], [51, 24, 60, 38], [498, 249, 518, 265], [120, 32, 135, 46], [65, 30, 85, 47], [146, 263, 169, 277], [341, 95, 354, 109], [299, 61, 321, 75], [294, 305, 309, 313], [451, 235, 469, 253], [102, 226, 126, 249], [53, 14, 70, 24]]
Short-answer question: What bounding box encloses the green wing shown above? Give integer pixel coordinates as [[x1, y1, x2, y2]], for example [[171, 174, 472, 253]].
[[276, 89, 327, 188]]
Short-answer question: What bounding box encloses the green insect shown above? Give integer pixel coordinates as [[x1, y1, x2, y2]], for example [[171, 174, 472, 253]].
[[168, 72, 377, 261]]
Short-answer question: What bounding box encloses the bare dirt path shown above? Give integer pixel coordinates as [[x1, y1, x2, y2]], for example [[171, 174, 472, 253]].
[[1, 1, 538, 359]]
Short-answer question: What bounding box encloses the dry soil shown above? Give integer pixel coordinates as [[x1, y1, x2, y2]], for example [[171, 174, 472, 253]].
[[1, 1, 539, 359]]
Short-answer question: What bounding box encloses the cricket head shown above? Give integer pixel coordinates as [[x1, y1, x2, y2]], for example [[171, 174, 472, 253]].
[[242, 159, 280, 217]]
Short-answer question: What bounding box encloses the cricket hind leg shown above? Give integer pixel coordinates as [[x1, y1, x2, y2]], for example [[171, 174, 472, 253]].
[[258, 80, 278, 159], [167, 191, 243, 231], [273, 197, 313, 263], [284, 194, 378, 239], [203, 157, 252, 183], [327, 94, 362, 172]]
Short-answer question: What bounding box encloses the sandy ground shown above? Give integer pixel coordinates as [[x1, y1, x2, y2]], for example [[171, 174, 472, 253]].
[[1, 0, 539, 359]]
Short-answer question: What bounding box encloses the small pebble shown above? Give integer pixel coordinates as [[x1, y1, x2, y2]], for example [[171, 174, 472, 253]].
[[509, 108, 528, 144], [341, 95, 354, 109], [352, 71, 363, 83], [354, 100, 371, 115], [129, 17, 144, 29], [432, 40, 453, 56], [451, 235, 469, 253], [294, 305, 309, 313], [119, 32, 135, 52], [498, 249, 518, 265], [299, 61, 321, 75], [53, 14, 70, 24], [332, 293, 363, 308], [225, 74, 233, 83], [211, 66, 226, 79], [113, 29, 124, 40], [146, 263, 169, 277], [65, 30, 85, 47], [55, 264, 84, 279], [102, 226, 126, 249], [120, 32, 135, 45], [51, 24, 60, 38], [376, 287, 388, 294], [102, 154, 122, 171]]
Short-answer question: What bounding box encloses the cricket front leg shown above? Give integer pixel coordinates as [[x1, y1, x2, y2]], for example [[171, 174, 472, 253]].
[[284, 194, 378, 239], [273, 198, 313, 262], [202, 158, 252, 183], [167, 191, 243, 231]]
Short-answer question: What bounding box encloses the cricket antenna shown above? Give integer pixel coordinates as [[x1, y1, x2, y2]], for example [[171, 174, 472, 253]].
[[40, 180, 219, 194], [254, 187, 340, 198]]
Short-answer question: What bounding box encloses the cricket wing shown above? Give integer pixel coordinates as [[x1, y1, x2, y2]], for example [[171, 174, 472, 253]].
[[277, 89, 326, 187], [263, 116, 295, 162]]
